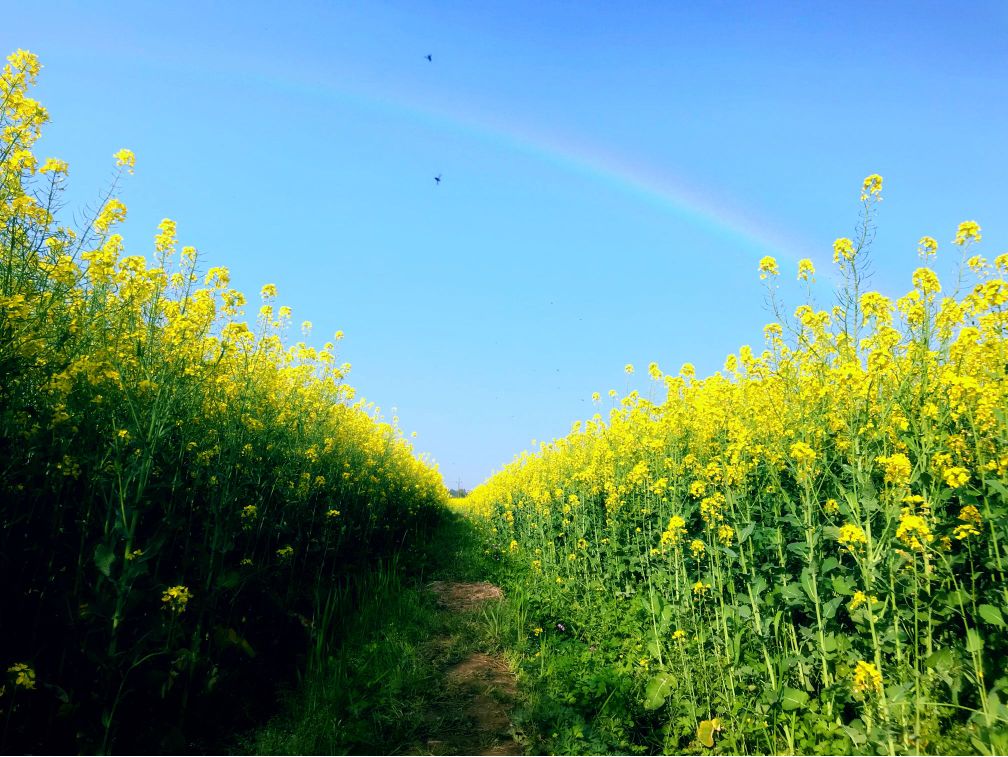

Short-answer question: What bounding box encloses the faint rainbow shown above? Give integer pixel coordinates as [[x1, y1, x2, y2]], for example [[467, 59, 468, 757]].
[[124, 51, 814, 264], [270, 73, 813, 264]]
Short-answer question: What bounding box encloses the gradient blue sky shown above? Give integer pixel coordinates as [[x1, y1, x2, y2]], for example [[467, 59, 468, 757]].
[[6, 2, 1006, 487]]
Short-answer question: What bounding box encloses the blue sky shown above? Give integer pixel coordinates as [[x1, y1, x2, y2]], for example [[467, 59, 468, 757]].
[[6, 2, 1007, 487]]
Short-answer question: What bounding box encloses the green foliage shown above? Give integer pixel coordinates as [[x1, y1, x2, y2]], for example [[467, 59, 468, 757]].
[[466, 178, 1008, 754], [0, 50, 445, 753]]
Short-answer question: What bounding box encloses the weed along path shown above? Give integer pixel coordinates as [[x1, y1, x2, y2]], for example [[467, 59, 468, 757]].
[[421, 581, 524, 756]]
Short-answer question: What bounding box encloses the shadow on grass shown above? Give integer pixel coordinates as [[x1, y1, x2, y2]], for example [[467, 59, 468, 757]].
[[239, 507, 510, 755]]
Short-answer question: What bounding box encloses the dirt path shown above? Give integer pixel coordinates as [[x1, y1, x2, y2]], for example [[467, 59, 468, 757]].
[[421, 582, 523, 756]]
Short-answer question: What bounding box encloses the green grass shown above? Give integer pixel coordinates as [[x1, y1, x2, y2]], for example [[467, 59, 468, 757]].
[[242, 509, 517, 755]]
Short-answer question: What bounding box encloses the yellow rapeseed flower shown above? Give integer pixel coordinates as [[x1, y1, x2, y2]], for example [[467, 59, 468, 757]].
[[692, 580, 711, 596], [838, 523, 868, 553], [849, 591, 869, 611], [943, 466, 970, 489], [7, 662, 36, 690], [797, 258, 816, 282], [94, 198, 127, 234], [861, 174, 883, 200], [162, 585, 192, 614], [896, 510, 934, 552], [660, 515, 687, 548], [954, 505, 982, 540], [39, 157, 68, 174], [853, 660, 883, 696], [918, 236, 938, 259], [876, 453, 912, 487], [912, 267, 942, 295], [833, 237, 855, 264], [758, 256, 779, 279], [113, 148, 135, 173], [954, 220, 982, 246]]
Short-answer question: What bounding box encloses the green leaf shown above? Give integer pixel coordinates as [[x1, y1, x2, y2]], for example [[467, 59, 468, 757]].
[[738, 522, 755, 543], [781, 686, 809, 711], [781, 583, 805, 605], [800, 568, 818, 602], [94, 544, 115, 578], [822, 633, 838, 653], [925, 648, 956, 670], [660, 604, 674, 626], [823, 596, 842, 620], [966, 629, 985, 653], [841, 720, 867, 746], [978, 604, 1006, 627], [820, 556, 839, 574], [644, 672, 675, 710], [216, 570, 242, 590], [831, 575, 855, 595], [984, 478, 1008, 500]]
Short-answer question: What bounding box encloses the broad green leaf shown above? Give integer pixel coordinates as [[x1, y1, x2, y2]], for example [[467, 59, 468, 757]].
[[978, 604, 1005, 627], [984, 478, 1008, 500], [925, 648, 956, 670], [94, 543, 115, 578], [660, 604, 674, 626], [841, 720, 868, 746], [822, 633, 838, 653], [831, 575, 855, 595], [800, 568, 818, 603], [644, 672, 675, 710], [781, 583, 805, 604], [966, 629, 985, 653], [780, 686, 809, 711], [823, 596, 842, 620]]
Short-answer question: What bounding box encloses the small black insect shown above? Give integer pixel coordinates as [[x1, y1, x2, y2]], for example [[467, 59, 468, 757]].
[[425, 54, 432, 62], [434, 174, 442, 185]]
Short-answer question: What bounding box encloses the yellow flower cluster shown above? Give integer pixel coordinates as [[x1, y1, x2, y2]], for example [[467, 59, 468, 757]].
[[876, 453, 912, 487], [758, 255, 779, 279], [161, 585, 192, 614], [848, 591, 877, 612], [7, 663, 36, 690], [838, 523, 868, 553], [833, 237, 855, 264], [460, 167, 1005, 750], [896, 508, 934, 552], [954, 505, 982, 540], [954, 220, 982, 246], [853, 660, 883, 696], [659, 515, 686, 548], [861, 174, 883, 199]]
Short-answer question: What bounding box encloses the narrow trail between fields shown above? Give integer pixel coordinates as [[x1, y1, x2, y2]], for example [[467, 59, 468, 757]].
[[420, 581, 523, 756]]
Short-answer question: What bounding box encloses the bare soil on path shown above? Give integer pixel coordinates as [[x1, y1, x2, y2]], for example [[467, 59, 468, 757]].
[[419, 582, 523, 756]]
